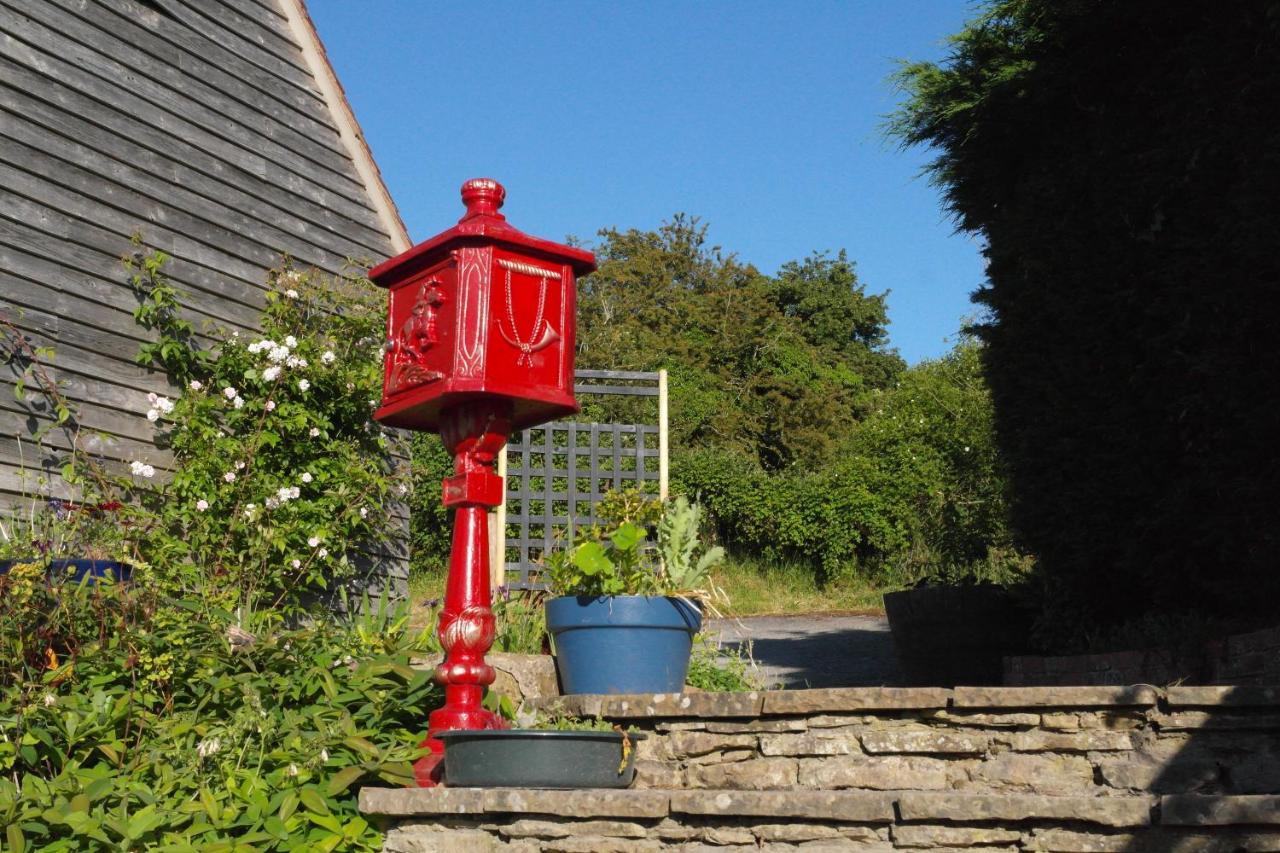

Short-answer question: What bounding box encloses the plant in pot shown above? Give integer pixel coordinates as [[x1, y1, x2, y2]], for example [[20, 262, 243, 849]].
[[543, 495, 726, 695], [0, 498, 133, 586], [436, 699, 644, 789]]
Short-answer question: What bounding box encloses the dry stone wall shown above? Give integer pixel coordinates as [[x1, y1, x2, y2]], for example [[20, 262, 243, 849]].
[[1005, 625, 1280, 687], [362, 685, 1280, 851]]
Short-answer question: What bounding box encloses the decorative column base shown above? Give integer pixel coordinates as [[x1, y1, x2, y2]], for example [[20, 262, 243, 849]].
[[413, 402, 512, 787]]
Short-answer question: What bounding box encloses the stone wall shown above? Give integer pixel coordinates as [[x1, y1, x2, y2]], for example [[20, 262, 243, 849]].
[[362, 685, 1280, 851], [1005, 625, 1280, 687]]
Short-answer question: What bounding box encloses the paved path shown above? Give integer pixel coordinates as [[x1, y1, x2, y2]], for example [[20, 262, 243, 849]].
[[703, 613, 901, 690]]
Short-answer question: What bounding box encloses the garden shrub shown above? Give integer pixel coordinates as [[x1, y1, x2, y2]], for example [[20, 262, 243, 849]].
[[677, 339, 1023, 586], [0, 579, 435, 851], [1, 250, 438, 850], [892, 0, 1280, 643], [122, 248, 410, 615]]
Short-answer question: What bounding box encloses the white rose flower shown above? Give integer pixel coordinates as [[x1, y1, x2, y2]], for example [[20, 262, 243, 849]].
[[268, 346, 289, 363], [301, 472, 313, 484], [287, 763, 299, 776], [265, 400, 276, 411], [189, 380, 203, 391], [285, 336, 297, 348], [285, 288, 299, 299], [317, 547, 328, 559], [319, 748, 329, 763], [223, 387, 237, 399], [288, 486, 300, 499], [42, 692, 56, 707], [308, 536, 320, 548], [262, 365, 281, 382], [321, 351, 336, 365], [297, 379, 310, 392], [265, 496, 279, 510], [276, 486, 293, 502], [130, 460, 155, 478], [196, 737, 221, 758], [359, 507, 368, 519], [223, 471, 236, 483], [309, 427, 320, 438], [233, 396, 244, 409], [291, 559, 301, 569], [196, 499, 209, 512], [146, 408, 160, 422], [235, 460, 246, 470]]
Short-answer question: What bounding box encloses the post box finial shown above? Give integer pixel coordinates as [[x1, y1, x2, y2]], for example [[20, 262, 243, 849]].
[[460, 178, 506, 221]]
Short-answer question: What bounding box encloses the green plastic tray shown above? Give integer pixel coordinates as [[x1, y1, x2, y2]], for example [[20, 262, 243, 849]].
[[437, 729, 644, 789]]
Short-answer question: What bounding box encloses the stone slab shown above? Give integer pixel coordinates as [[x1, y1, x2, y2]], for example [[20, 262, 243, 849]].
[[670, 789, 896, 822], [482, 789, 670, 818], [587, 692, 765, 718], [952, 686, 1159, 709], [763, 687, 952, 715], [897, 792, 1156, 828], [860, 728, 988, 755], [1161, 795, 1280, 826], [359, 787, 486, 816], [497, 819, 648, 839], [890, 825, 1022, 847], [1166, 686, 1280, 708]]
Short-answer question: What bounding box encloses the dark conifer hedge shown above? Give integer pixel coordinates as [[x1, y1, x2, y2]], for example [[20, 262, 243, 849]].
[[893, 1, 1280, 639]]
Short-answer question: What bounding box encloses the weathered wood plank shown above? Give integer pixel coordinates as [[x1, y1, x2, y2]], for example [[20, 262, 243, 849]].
[[85, 0, 333, 130], [219, 0, 298, 46], [58, 0, 344, 158], [43, 0, 353, 176], [0, 90, 387, 266], [197, 0, 309, 67], [0, 54, 392, 254], [0, 194, 265, 329], [0, 29, 381, 229], [0, 4, 370, 207], [0, 116, 359, 284], [0, 238, 257, 350], [140, 0, 324, 110]]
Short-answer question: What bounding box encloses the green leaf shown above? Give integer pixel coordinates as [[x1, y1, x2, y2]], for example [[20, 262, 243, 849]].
[[324, 766, 363, 796], [298, 787, 329, 816], [7, 823, 25, 853], [572, 541, 613, 576], [610, 522, 644, 551]]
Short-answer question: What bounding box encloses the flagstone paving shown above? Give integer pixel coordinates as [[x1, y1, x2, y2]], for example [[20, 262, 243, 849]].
[[703, 613, 901, 689]]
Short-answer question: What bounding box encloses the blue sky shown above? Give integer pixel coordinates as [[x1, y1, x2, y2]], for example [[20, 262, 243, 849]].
[[308, 1, 987, 365]]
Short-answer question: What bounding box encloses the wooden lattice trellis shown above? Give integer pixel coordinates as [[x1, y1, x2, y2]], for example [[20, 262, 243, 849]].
[[496, 370, 668, 589]]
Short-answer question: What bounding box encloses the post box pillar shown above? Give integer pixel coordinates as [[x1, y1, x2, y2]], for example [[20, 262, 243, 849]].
[[370, 179, 595, 787]]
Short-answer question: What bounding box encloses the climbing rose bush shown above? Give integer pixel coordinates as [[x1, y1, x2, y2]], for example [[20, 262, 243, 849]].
[[125, 255, 409, 615]]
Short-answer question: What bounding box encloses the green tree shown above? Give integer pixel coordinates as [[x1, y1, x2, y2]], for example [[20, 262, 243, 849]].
[[577, 217, 903, 470], [891, 0, 1280, 644]]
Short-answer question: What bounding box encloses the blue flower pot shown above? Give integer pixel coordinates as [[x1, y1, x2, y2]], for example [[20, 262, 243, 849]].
[[545, 595, 702, 695], [0, 558, 131, 585]]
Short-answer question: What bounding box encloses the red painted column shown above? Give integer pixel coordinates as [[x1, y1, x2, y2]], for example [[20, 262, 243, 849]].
[[413, 400, 511, 787]]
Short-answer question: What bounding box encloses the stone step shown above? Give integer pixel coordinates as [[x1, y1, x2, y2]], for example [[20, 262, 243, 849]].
[[360, 685, 1280, 851], [361, 787, 1280, 852]]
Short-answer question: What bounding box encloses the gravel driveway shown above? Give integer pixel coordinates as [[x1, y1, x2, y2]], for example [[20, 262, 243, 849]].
[[702, 613, 901, 689]]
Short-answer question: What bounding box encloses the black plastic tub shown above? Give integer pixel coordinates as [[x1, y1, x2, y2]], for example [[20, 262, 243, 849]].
[[437, 729, 644, 789]]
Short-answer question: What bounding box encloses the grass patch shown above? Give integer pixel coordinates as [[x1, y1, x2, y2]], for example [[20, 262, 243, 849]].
[[409, 554, 895, 620], [712, 554, 896, 616]]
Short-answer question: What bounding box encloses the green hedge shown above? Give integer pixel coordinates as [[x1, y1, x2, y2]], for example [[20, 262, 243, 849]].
[[893, 0, 1280, 639]]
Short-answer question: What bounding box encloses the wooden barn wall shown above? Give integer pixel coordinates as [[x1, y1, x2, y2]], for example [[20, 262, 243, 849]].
[[0, 0, 409, 587]]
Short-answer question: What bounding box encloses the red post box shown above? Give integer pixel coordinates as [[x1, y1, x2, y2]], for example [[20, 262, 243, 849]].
[[371, 179, 595, 786]]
